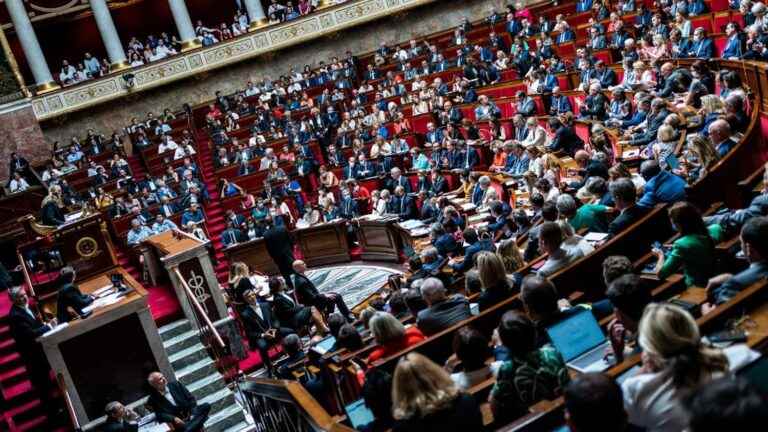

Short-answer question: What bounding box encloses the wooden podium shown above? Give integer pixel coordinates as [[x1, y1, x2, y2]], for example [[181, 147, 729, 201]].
[[357, 216, 402, 262], [38, 268, 172, 427], [16, 214, 172, 427], [144, 230, 246, 358], [295, 221, 350, 267]]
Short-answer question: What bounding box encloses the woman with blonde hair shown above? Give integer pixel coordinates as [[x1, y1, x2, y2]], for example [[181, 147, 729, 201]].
[[699, 94, 724, 135], [682, 134, 720, 182], [367, 312, 425, 364], [622, 303, 758, 431], [496, 237, 525, 273], [392, 352, 483, 431], [475, 251, 512, 311], [228, 261, 254, 305], [652, 124, 679, 169]]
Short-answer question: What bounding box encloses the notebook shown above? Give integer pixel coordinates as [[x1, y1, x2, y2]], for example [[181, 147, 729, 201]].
[[345, 399, 375, 429]]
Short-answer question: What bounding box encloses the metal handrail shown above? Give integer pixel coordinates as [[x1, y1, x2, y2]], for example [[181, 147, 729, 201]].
[[56, 373, 82, 432], [16, 251, 35, 297], [172, 267, 226, 349]]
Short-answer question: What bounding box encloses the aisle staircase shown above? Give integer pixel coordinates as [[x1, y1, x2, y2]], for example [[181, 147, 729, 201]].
[[159, 319, 252, 432]]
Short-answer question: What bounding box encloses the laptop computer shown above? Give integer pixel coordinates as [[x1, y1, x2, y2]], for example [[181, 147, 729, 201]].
[[345, 399, 375, 429], [546, 309, 612, 373], [311, 335, 336, 355]]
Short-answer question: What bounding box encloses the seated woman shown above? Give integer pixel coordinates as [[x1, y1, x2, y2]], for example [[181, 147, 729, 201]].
[[489, 311, 570, 423], [391, 353, 483, 431], [679, 134, 719, 183], [651, 201, 724, 287], [475, 252, 513, 311], [697, 94, 725, 137], [318, 165, 339, 188], [622, 303, 758, 431], [367, 312, 425, 364], [220, 178, 244, 199], [268, 276, 329, 335], [444, 327, 497, 391]]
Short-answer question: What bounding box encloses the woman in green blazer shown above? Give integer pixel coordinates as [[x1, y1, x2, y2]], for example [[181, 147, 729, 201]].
[[652, 201, 723, 287]]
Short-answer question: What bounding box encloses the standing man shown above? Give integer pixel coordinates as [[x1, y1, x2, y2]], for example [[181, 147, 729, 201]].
[[291, 260, 354, 321], [263, 216, 296, 288], [7, 287, 57, 415], [147, 372, 210, 432]]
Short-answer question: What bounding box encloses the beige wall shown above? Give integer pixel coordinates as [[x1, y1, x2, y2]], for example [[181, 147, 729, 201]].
[[39, 0, 508, 144]]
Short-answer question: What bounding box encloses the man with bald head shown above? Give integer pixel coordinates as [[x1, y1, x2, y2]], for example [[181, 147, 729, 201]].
[[708, 119, 738, 157], [147, 371, 210, 431], [291, 260, 354, 321]]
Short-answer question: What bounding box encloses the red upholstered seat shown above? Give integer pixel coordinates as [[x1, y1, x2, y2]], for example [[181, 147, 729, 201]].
[[714, 35, 728, 57], [691, 15, 714, 34]]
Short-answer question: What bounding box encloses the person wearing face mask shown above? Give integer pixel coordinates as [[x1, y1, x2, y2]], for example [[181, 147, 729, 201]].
[[686, 27, 714, 58]]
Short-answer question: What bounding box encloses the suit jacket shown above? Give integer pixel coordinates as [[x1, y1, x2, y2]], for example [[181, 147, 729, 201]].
[[271, 293, 304, 327], [687, 38, 714, 58], [638, 170, 687, 208], [41, 202, 65, 226], [608, 205, 650, 238], [263, 226, 294, 271], [240, 302, 285, 346], [722, 34, 745, 58], [451, 239, 495, 272], [548, 126, 584, 155], [148, 381, 198, 423], [388, 195, 417, 220], [429, 176, 448, 196], [56, 283, 93, 323], [416, 296, 472, 336], [293, 273, 320, 305], [713, 262, 768, 304], [8, 305, 50, 357], [102, 418, 138, 432], [705, 193, 768, 231]]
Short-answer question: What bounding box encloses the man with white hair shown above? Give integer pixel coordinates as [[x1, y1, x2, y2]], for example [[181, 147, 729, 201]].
[[103, 401, 140, 431], [708, 119, 738, 157], [147, 371, 210, 431], [386, 167, 411, 193], [579, 83, 608, 120], [471, 175, 492, 206], [7, 287, 57, 411], [416, 277, 471, 335]]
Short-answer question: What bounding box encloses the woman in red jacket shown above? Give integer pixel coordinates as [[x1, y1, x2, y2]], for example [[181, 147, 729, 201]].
[[367, 312, 426, 364]]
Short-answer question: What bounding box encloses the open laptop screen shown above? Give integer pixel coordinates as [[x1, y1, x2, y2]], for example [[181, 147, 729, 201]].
[[345, 399, 375, 429], [546, 309, 606, 362]]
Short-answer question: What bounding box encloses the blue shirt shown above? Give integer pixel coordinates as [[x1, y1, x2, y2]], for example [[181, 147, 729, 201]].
[[638, 171, 687, 208], [127, 226, 153, 245], [152, 219, 178, 234]]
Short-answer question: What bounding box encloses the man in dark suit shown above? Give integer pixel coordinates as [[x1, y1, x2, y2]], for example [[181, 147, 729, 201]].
[[291, 260, 353, 321], [103, 401, 140, 432], [240, 289, 292, 373], [449, 227, 495, 273], [608, 178, 649, 239], [263, 217, 296, 288], [686, 27, 714, 58], [416, 278, 471, 336], [388, 186, 417, 220], [547, 118, 584, 156], [7, 287, 55, 410], [147, 372, 210, 432], [56, 266, 93, 323], [428, 169, 447, 197], [385, 167, 411, 193]]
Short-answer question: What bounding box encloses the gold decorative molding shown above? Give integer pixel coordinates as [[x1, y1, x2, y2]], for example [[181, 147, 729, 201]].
[[30, 0, 438, 121]]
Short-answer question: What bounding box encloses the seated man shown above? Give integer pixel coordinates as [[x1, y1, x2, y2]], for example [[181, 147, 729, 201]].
[[240, 289, 292, 374], [637, 160, 687, 208], [416, 277, 471, 335], [291, 260, 354, 321], [608, 178, 650, 238], [686, 27, 714, 58], [152, 213, 178, 234], [220, 220, 244, 248], [703, 216, 768, 311], [147, 372, 210, 432], [537, 222, 585, 278], [181, 203, 205, 226], [449, 227, 495, 273], [708, 119, 738, 158], [605, 274, 652, 362], [56, 266, 94, 323], [103, 401, 140, 432], [127, 218, 153, 246]]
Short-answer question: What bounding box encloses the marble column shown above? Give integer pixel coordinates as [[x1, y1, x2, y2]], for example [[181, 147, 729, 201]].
[[243, 0, 267, 30], [167, 0, 200, 51], [4, 0, 57, 91], [89, 0, 128, 71]]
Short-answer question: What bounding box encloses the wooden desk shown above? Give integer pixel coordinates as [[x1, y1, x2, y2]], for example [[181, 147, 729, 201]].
[[294, 221, 351, 267], [39, 268, 172, 427], [145, 229, 201, 257], [357, 216, 402, 262], [224, 237, 280, 275]]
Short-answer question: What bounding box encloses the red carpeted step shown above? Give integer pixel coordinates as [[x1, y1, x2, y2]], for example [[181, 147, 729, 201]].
[[0, 364, 26, 384], [2, 378, 32, 400], [16, 415, 48, 432], [4, 397, 41, 419], [0, 351, 21, 368]]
